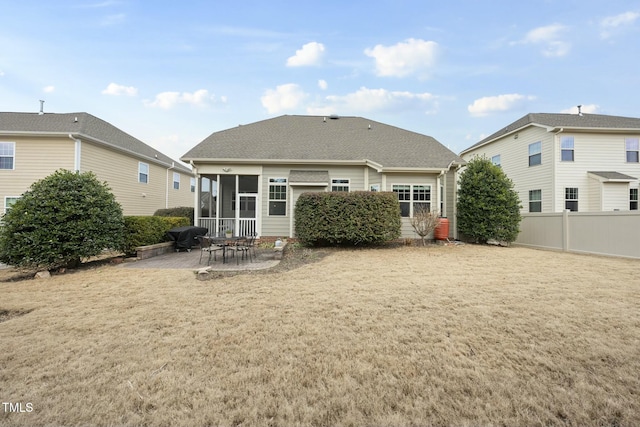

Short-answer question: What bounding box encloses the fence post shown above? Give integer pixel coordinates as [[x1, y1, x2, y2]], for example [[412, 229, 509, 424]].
[[562, 209, 570, 252]]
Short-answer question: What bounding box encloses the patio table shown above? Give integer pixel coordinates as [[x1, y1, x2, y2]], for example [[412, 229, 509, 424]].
[[205, 236, 244, 264]]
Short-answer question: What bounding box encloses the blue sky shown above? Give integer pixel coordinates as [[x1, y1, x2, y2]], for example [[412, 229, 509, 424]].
[[1, 0, 639, 164]]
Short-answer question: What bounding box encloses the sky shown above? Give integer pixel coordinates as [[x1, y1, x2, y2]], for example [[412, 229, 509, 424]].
[[1, 0, 639, 166]]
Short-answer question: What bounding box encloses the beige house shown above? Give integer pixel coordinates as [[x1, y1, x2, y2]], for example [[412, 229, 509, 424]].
[[181, 115, 465, 239], [0, 111, 194, 216], [460, 112, 640, 213]]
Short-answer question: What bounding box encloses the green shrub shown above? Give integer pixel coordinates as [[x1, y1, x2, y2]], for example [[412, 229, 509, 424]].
[[154, 206, 194, 225], [295, 191, 401, 246], [457, 156, 522, 244], [0, 169, 124, 270], [121, 216, 190, 256]]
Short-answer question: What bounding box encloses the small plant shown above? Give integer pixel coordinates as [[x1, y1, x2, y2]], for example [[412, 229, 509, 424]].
[[409, 206, 441, 246]]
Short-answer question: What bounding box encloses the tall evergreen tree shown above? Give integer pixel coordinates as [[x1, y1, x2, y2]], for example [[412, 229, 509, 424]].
[[457, 157, 522, 244]]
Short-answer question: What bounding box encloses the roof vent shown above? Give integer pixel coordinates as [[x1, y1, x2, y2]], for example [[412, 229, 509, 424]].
[[329, 114, 339, 120], [39, 100, 44, 115], [577, 105, 583, 116]]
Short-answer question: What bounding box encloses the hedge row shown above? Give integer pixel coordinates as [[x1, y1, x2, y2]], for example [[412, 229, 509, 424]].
[[294, 191, 401, 246], [154, 206, 194, 225], [122, 216, 190, 256]]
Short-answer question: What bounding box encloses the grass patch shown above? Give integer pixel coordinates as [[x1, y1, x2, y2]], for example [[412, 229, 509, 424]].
[[0, 245, 639, 426]]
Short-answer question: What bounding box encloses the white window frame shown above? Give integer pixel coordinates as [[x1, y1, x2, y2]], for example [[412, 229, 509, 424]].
[[529, 141, 542, 167], [625, 138, 639, 163], [529, 189, 542, 212], [138, 162, 149, 184], [560, 136, 574, 162], [268, 177, 287, 216], [0, 141, 15, 170], [630, 188, 638, 211], [331, 178, 350, 192], [190, 177, 196, 193], [173, 172, 180, 190], [491, 154, 501, 167], [393, 184, 431, 217], [3, 196, 19, 216], [565, 187, 579, 212]]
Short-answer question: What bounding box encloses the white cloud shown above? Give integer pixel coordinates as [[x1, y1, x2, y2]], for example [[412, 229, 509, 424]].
[[560, 104, 599, 114], [318, 79, 328, 90], [43, 85, 55, 93], [286, 42, 326, 67], [144, 89, 224, 109], [102, 82, 138, 96], [0, 70, 4, 77], [600, 11, 640, 39], [261, 83, 308, 114], [315, 87, 438, 114], [364, 38, 438, 78], [515, 24, 570, 57], [468, 94, 536, 117]]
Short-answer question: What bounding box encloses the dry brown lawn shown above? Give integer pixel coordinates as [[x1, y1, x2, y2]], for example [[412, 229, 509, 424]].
[[1, 244, 639, 427]]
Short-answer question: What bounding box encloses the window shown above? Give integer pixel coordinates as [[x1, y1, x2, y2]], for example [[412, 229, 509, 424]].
[[565, 187, 578, 211], [190, 177, 196, 193], [529, 190, 542, 212], [0, 142, 15, 170], [491, 154, 501, 167], [138, 162, 149, 183], [268, 177, 287, 216], [631, 188, 638, 210], [3, 196, 19, 216], [393, 185, 411, 217], [529, 142, 542, 166], [331, 178, 350, 192], [370, 184, 380, 192], [626, 138, 639, 163], [173, 172, 180, 190], [561, 136, 574, 162], [393, 184, 431, 217]]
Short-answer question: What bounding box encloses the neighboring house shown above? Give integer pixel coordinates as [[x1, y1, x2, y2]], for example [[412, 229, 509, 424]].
[[460, 112, 640, 213], [0, 111, 195, 216], [180, 115, 465, 239]]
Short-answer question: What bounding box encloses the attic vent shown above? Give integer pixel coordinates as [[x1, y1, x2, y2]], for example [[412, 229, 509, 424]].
[[39, 100, 45, 115], [329, 114, 339, 120]]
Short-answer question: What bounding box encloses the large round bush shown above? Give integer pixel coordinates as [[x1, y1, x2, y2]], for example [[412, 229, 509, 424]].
[[0, 169, 125, 270]]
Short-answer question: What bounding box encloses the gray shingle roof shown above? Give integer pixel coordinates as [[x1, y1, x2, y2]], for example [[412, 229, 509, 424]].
[[0, 112, 191, 173], [181, 115, 464, 170], [588, 171, 637, 181], [462, 113, 640, 154], [289, 170, 330, 184]]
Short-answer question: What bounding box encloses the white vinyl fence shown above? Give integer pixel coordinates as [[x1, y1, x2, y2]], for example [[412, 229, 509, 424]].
[[516, 211, 640, 259]]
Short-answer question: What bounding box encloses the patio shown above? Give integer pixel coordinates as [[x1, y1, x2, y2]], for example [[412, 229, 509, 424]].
[[122, 245, 281, 271]]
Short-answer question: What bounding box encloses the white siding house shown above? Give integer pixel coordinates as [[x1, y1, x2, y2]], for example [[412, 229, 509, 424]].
[[181, 115, 465, 239], [460, 112, 640, 213]]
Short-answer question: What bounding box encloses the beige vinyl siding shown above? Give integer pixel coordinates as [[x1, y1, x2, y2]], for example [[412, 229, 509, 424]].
[[0, 136, 74, 207], [80, 140, 193, 216], [261, 164, 372, 237], [384, 173, 438, 238], [462, 126, 554, 212], [555, 133, 640, 212]]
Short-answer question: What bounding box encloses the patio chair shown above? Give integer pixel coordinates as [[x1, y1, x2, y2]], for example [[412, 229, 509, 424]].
[[245, 232, 258, 260], [227, 237, 252, 264], [196, 235, 223, 265]]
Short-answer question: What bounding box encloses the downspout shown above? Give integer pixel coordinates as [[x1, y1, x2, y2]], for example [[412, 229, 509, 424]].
[[69, 134, 81, 172], [165, 162, 176, 209], [191, 161, 199, 227], [552, 128, 564, 212], [437, 170, 445, 216]]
